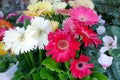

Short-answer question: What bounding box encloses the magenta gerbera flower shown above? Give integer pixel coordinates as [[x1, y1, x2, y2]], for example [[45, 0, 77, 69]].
[[75, 24, 102, 47], [70, 54, 94, 79], [45, 29, 80, 63], [70, 6, 99, 26]]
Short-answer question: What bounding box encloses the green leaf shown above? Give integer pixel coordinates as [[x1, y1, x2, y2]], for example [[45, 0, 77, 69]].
[[67, 71, 76, 80], [111, 61, 120, 80], [91, 72, 109, 80], [24, 19, 31, 29], [32, 72, 40, 80], [40, 67, 57, 80], [12, 71, 24, 80], [42, 57, 63, 73], [0, 60, 9, 72], [59, 72, 68, 80], [109, 48, 120, 60], [111, 26, 120, 45], [0, 54, 17, 72], [26, 68, 36, 77], [82, 76, 90, 80], [65, 62, 70, 70], [91, 77, 98, 80]]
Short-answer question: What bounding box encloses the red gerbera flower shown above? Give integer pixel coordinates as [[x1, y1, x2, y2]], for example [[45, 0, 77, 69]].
[[0, 28, 7, 41], [45, 29, 80, 62], [75, 24, 102, 47], [70, 54, 94, 79], [0, 20, 13, 41], [70, 6, 99, 26]]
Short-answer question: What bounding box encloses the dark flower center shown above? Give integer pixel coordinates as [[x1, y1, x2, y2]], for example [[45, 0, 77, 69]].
[[58, 40, 69, 50], [78, 63, 83, 68], [76, 62, 84, 70], [79, 16, 87, 22]]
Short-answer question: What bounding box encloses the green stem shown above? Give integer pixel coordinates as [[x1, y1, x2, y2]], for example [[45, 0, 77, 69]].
[[23, 53, 32, 69], [29, 52, 35, 68], [39, 50, 42, 65], [58, 15, 63, 24]]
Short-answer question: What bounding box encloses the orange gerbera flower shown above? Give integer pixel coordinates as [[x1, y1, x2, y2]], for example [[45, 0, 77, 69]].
[[0, 20, 13, 28]]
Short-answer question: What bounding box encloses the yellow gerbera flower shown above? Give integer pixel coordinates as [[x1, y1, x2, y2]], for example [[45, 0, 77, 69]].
[[27, 3, 39, 12], [37, 1, 53, 15], [0, 42, 8, 55], [24, 1, 53, 17]]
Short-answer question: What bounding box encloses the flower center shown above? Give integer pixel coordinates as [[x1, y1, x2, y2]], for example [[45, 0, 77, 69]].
[[19, 34, 25, 41], [79, 16, 87, 22], [58, 40, 69, 50], [76, 62, 84, 70]]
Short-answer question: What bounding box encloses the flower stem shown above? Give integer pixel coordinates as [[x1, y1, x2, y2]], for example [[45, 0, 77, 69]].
[[29, 52, 35, 68], [39, 50, 42, 65], [23, 53, 32, 69]]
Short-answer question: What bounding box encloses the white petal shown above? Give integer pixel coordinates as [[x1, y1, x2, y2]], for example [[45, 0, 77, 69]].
[[100, 46, 110, 54], [103, 36, 114, 46], [98, 53, 113, 69], [111, 36, 117, 49], [96, 26, 106, 34]]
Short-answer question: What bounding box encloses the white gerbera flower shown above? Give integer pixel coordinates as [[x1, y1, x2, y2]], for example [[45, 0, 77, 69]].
[[27, 17, 52, 49], [3, 27, 37, 55]]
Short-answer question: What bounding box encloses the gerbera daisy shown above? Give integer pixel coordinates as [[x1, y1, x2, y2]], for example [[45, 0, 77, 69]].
[[56, 9, 70, 15], [69, 0, 94, 9], [45, 29, 80, 62], [0, 20, 13, 28], [63, 18, 78, 37], [70, 6, 99, 26], [75, 24, 102, 47], [3, 27, 38, 55], [70, 54, 94, 79], [50, 20, 59, 32], [27, 17, 52, 49], [0, 20, 13, 41], [16, 15, 32, 24], [0, 28, 7, 41], [0, 42, 8, 55]]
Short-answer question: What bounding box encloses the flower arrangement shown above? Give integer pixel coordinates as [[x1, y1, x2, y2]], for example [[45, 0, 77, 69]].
[[0, 0, 120, 80]]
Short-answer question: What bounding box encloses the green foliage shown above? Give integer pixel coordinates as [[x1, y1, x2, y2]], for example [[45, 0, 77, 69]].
[[40, 67, 57, 80], [42, 57, 63, 73], [93, 0, 120, 26], [0, 54, 17, 72], [91, 72, 109, 80]]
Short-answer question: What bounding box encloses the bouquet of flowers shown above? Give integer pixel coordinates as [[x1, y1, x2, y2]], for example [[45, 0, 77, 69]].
[[0, 0, 120, 80]]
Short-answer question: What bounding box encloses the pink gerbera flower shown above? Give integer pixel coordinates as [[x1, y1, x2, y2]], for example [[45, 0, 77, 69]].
[[75, 24, 102, 47], [45, 29, 80, 63], [56, 9, 70, 15], [70, 6, 99, 26], [70, 54, 94, 79], [63, 18, 76, 35]]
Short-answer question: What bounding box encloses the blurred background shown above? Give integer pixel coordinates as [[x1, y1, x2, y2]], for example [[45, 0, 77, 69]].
[[0, 0, 29, 13]]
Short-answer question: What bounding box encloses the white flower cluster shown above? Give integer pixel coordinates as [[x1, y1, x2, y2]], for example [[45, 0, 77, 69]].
[[3, 17, 52, 55]]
